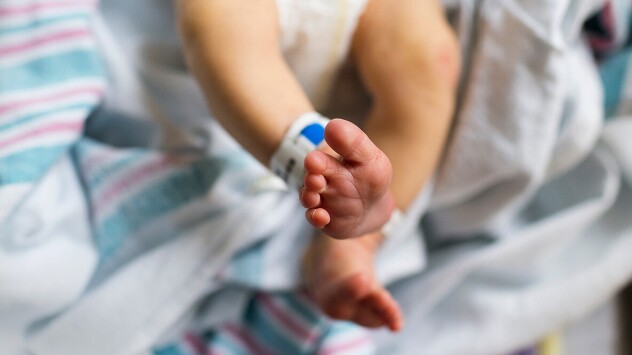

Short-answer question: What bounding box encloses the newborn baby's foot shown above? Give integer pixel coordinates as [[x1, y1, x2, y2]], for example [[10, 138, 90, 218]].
[[300, 119, 395, 239], [302, 233, 403, 331]]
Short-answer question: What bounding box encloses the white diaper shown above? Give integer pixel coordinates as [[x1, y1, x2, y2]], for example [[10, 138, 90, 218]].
[[276, 0, 369, 109]]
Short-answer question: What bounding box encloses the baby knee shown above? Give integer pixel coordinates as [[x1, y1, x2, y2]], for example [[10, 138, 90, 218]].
[[428, 35, 461, 89], [352, 4, 461, 95], [382, 31, 461, 91]]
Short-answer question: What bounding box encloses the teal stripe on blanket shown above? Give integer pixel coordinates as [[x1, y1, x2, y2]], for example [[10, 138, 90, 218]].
[[152, 344, 188, 355], [96, 157, 226, 259], [228, 241, 265, 286], [0, 102, 93, 132], [0, 50, 102, 93], [279, 293, 322, 326], [0, 145, 68, 184], [215, 336, 249, 355], [0, 13, 91, 35], [244, 297, 309, 354], [600, 48, 632, 118], [208, 331, 251, 355], [88, 151, 147, 187]]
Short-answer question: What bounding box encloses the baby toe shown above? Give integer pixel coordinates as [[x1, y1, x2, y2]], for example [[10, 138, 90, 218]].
[[306, 208, 331, 228], [304, 173, 327, 192], [324, 119, 376, 163], [367, 290, 403, 332], [352, 306, 386, 328], [304, 151, 328, 175], [300, 188, 321, 208]]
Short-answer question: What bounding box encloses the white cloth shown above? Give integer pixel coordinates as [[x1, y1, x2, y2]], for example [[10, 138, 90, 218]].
[[429, 0, 606, 236], [7, 0, 632, 354], [0, 155, 97, 354], [372, 1, 632, 354]]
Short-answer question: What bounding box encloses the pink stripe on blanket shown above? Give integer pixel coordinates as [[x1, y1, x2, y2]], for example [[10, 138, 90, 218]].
[[222, 324, 275, 355], [258, 293, 317, 344], [0, 121, 82, 149], [81, 148, 122, 177], [319, 334, 372, 355], [94, 157, 172, 212], [601, 2, 615, 38], [589, 35, 616, 51], [589, 2, 617, 50], [0, 86, 102, 117], [0, 28, 91, 57], [0, 1, 97, 17], [184, 332, 210, 355]]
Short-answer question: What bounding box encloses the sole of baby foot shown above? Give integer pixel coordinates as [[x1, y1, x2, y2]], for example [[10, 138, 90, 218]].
[[300, 119, 395, 238], [302, 233, 403, 331]]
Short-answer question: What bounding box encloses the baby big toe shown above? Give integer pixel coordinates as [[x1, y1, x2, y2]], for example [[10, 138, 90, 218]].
[[324, 119, 377, 164]]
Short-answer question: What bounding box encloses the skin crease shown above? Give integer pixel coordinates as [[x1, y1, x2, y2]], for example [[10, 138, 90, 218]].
[[177, 0, 459, 331]]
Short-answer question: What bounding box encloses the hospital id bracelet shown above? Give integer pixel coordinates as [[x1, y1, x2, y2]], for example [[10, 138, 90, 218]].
[[380, 208, 404, 240], [269, 112, 330, 191]]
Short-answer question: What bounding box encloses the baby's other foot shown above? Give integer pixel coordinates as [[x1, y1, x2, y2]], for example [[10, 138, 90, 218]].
[[302, 233, 403, 331], [299, 119, 395, 239]]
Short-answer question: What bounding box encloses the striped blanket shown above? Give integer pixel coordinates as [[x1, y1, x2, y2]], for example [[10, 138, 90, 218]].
[[0, 0, 103, 189], [1, 0, 632, 355]]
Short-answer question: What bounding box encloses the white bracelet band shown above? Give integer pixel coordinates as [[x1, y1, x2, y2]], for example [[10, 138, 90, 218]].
[[269, 112, 330, 191], [381, 208, 404, 240]]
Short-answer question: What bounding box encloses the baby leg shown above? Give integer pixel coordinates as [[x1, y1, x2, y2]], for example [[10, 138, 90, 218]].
[[300, 0, 459, 238], [302, 0, 460, 331]]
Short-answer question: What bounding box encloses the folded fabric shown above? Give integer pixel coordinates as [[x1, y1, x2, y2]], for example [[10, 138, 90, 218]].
[[0, 0, 104, 216], [0, 1, 103, 352]]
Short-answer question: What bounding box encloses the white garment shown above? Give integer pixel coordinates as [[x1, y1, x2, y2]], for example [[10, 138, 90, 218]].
[[429, 0, 606, 236], [276, 0, 368, 108]]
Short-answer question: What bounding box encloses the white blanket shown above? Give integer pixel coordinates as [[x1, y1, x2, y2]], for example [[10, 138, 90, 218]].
[[3, 0, 632, 354]]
